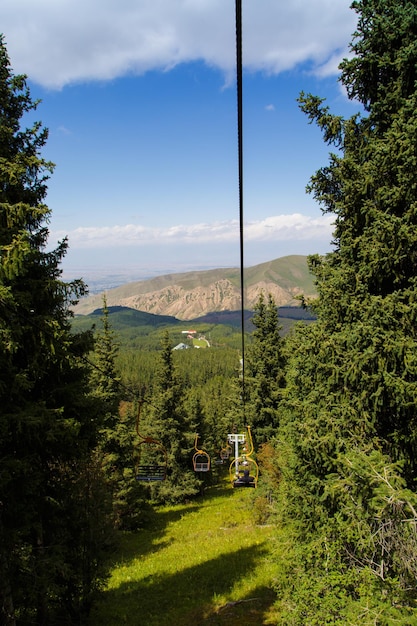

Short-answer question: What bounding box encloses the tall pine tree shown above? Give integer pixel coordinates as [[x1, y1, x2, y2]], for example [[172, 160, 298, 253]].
[[245, 292, 285, 445], [0, 36, 110, 624], [143, 331, 200, 503], [91, 299, 149, 530], [275, 2, 417, 622]]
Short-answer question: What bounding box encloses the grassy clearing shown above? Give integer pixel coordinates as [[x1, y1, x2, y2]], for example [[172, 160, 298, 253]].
[[88, 481, 279, 625]]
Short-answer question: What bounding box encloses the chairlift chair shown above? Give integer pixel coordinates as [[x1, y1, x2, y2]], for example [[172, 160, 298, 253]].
[[134, 402, 167, 482], [135, 436, 168, 482], [193, 434, 210, 472], [230, 456, 259, 488], [219, 444, 232, 461]]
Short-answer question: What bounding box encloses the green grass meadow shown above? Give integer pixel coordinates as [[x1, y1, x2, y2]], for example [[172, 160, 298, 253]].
[[88, 481, 279, 625]]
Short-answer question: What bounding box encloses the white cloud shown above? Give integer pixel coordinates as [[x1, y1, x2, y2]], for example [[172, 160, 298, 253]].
[[50, 213, 334, 249], [245, 214, 334, 241], [0, 0, 356, 89]]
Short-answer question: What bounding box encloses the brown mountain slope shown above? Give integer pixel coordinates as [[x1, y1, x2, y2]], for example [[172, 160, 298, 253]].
[[73, 255, 316, 320]]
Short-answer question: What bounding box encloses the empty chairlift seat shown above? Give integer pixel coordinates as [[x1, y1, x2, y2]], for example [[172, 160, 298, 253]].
[[193, 434, 211, 472], [134, 402, 168, 482], [135, 462, 167, 482]]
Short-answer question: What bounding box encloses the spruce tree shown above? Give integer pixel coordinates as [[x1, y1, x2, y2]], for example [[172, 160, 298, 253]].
[[245, 292, 285, 445], [0, 36, 110, 624], [144, 331, 200, 503], [92, 299, 148, 530], [275, 1, 417, 621], [90, 296, 121, 412]]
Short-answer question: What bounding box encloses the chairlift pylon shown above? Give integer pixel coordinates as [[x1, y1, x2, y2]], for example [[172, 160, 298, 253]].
[[228, 425, 259, 488]]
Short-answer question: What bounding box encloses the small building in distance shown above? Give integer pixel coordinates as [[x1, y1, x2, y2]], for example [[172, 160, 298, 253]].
[[173, 342, 190, 351]]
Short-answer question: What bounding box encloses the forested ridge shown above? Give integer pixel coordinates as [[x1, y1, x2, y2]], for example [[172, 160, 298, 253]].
[[2, 1, 417, 623]]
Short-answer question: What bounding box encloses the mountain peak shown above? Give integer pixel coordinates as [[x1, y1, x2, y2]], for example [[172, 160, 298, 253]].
[[73, 255, 316, 320]]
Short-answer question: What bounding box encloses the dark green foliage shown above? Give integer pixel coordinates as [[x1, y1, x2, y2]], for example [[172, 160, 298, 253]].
[[0, 37, 111, 624], [91, 299, 150, 530], [90, 305, 179, 326], [112, 333, 240, 492], [31, 455, 113, 623], [340, 0, 417, 126], [195, 374, 237, 462], [273, 0, 417, 620], [138, 332, 200, 503], [71, 304, 312, 351], [244, 293, 286, 445], [90, 298, 121, 411], [116, 342, 239, 399]]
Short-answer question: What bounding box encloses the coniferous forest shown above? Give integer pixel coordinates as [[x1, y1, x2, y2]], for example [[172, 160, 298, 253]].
[[2, 1, 417, 623]]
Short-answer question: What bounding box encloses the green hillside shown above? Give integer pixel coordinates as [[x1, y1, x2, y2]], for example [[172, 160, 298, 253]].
[[73, 306, 180, 332], [244, 255, 316, 292], [88, 483, 278, 626], [94, 255, 315, 294], [71, 304, 316, 352]]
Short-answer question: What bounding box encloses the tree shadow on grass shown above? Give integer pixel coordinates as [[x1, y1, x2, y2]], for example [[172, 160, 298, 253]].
[[89, 543, 275, 626], [108, 481, 236, 576], [195, 480, 234, 505], [112, 500, 203, 563]]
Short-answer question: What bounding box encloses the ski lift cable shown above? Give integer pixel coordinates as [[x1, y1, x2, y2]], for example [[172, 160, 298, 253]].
[[235, 0, 246, 420]]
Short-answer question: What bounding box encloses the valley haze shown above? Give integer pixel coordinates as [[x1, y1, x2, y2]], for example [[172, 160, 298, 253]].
[[63, 263, 231, 295]]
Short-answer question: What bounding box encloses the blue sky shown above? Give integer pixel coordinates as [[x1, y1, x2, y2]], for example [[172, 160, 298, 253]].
[[1, 0, 360, 281]]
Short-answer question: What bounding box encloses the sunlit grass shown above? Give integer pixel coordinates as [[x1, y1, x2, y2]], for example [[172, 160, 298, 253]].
[[88, 481, 279, 625]]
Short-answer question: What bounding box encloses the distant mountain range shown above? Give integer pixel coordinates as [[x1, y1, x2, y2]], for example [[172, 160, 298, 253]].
[[73, 255, 317, 320]]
